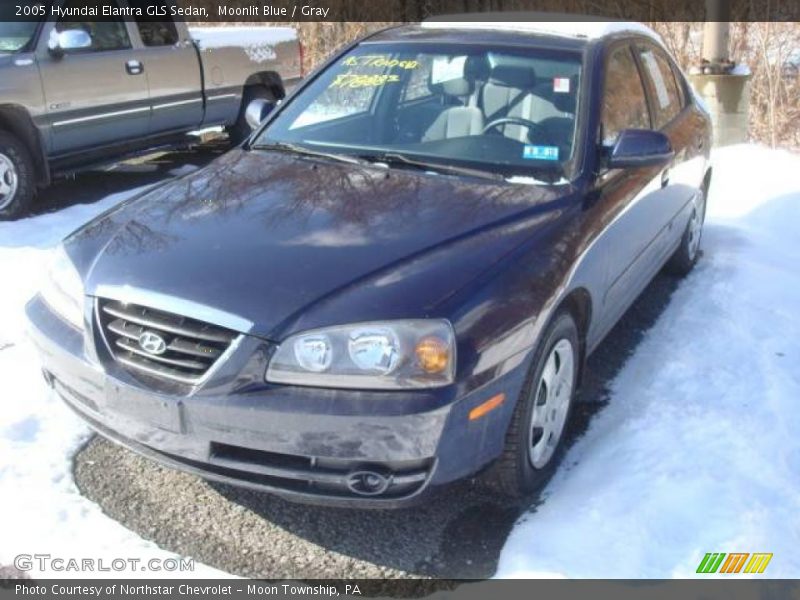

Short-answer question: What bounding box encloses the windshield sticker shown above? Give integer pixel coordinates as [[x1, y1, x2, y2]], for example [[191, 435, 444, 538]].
[[523, 145, 560, 161], [553, 77, 571, 93], [342, 55, 420, 70], [431, 56, 467, 84]]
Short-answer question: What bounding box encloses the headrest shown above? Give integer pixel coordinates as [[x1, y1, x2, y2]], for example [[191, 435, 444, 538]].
[[429, 75, 474, 97], [464, 54, 490, 81], [428, 55, 488, 97], [488, 64, 537, 88], [439, 77, 474, 97]]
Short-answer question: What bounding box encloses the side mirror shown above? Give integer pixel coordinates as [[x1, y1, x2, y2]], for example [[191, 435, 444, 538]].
[[245, 98, 275, 131], [606, 129, 674, 169], [48, 29, 92, 57]]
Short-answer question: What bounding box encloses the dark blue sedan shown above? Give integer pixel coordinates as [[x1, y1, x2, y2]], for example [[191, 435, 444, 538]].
[[27, 20, 711, 507]]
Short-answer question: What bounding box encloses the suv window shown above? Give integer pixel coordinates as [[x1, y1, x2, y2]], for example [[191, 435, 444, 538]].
[[56, 0, 131, 52], [601, 45, 650, 146], [637, 45, 682, 128]]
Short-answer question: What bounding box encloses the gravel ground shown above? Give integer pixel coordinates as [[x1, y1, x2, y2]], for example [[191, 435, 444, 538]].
[[64, 148, 682, 579]]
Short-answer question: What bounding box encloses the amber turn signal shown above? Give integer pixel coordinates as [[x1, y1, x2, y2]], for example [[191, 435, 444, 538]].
[[469, 393, 506, 421], [415, 336, 450, 374]]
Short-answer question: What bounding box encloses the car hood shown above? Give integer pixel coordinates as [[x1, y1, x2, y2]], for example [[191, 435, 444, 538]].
[[73, 149, 568, 338]]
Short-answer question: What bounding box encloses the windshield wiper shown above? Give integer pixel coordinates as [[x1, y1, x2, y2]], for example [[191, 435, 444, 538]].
[[250, 141, 367, 166], [356, 152, 505, 182]]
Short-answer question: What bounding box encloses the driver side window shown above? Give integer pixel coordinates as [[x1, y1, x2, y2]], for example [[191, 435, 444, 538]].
[[601, 45, 650, 146], [55, 0, 131, 52]]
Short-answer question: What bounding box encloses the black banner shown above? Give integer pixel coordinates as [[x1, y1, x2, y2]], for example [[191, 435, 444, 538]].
[[2, 579, 800, 600], [2, 0, 800, 23]]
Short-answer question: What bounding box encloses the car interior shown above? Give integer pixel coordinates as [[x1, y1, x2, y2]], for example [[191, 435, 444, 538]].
[[275, 49, 582, 171]]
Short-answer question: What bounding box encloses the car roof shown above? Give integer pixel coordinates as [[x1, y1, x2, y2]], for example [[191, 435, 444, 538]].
[[367, 15, 662, 51], [420, 14, 663, 43]]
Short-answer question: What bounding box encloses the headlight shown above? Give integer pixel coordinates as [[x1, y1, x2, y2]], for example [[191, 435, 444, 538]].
[[39, 246, 84, 330], [266, 320, 456, 390]]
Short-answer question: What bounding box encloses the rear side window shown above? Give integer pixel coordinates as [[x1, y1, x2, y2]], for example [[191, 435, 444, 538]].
[[637, 45, 682, 128], [601, 45, 650, 146], [401, 55, 435, 102], [671, 62, 687, 108], [135, 20, 179, 47], [134, 1, 180, 47]]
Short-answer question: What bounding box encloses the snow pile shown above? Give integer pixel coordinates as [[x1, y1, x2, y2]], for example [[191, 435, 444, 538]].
[[0, 188, 228, 578], [498, 144, 800, 578], [190, 26, 297, 63]]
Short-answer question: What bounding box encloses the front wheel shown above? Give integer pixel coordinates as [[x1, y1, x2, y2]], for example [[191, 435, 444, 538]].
[[0, 131, 36, 220], [485, 311, 579, 498]]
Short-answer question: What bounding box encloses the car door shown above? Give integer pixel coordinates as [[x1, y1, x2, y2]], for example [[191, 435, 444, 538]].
[[635, 42, 706, 230], [594, 40, 674, 332], [131, 7, 203, 135], [37, 0, 150, 156]]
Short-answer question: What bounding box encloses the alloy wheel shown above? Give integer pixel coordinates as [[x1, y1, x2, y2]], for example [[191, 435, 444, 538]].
[[528, 338, 575, 469], [687, 208, 702, 261], [0, 153, 19, 211]]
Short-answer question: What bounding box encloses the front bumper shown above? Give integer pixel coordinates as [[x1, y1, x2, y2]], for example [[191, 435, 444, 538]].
[[26, 295, 528, 508]]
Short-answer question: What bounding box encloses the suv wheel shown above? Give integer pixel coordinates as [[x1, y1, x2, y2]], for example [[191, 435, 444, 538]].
[[0, 131, 36, 220], [229, 87, 277, 145], [486, 311, 579, 498]]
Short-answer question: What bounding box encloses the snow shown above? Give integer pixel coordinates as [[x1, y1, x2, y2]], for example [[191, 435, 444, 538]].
[[189, 26, 297, 48], [0, 187, 229, 578], [730, 63, 752, 76], [498, 144, 800, 578], [190, 26, 297, 63], [0, 144, 798, 579], [421, 17, 663, 43]]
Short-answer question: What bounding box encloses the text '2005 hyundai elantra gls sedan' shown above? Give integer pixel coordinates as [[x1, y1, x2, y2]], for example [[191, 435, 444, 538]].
[[27, 19, 711, 507]]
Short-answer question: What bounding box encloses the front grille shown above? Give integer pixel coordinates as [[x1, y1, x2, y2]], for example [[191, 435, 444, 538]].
[[97, 299, 238, 385]]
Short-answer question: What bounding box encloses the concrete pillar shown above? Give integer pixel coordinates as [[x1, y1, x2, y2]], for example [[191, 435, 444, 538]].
[[688, 0, 750, 147], [689, 73, 751, 146]]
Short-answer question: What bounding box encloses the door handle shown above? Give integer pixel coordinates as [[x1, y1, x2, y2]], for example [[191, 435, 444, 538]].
[[661, 169, 670, 188], [126, 60, 143, 75]]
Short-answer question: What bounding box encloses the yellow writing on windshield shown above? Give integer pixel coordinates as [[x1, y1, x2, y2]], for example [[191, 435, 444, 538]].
[[331, 72, 401, 89], [341, 55, 420, 70]]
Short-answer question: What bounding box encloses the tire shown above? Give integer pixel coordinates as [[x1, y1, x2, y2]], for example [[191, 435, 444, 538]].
[[665, 184, 707, 277], [485, 311, 580, 499], [0, 130, 36, 220], [228, 86, 277, 145]]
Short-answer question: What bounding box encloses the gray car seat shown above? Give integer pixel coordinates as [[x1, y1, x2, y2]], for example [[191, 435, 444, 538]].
[[480, 64, 539, 141], [481, 63, 576, 143], [422, 76, 485, 142]]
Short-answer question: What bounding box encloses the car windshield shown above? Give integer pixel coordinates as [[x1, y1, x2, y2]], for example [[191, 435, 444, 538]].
[[253, 42, 583, 179], [0, 22, 39, 53]]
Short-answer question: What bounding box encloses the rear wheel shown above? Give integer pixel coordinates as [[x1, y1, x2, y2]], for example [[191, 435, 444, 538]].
[[666, 185, 706, 276], [228, 86, 278, 145], [0, 131, 36, 220], [485, 312, 579, 498]]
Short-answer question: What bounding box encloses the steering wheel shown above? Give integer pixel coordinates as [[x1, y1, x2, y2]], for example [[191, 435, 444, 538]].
[[482, 117, 555, 145]]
